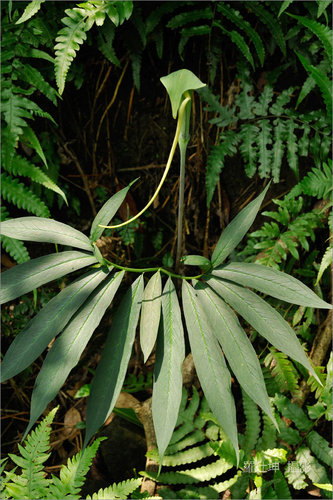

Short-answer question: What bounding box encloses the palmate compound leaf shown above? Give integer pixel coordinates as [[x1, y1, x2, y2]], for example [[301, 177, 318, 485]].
[[152, 278, 186, 461], [1, 217, 93, 252], [182, 281, 239, 463], [192, 281, 277, 428], [206, 277, 321, 383], [213, 262, 332, 309], [90, 180, 138, 242], [140, 271, 162, 363], [84, 275, 144, 448], [0, 250, 97, 304], [25, 271, 124, 438], [0, 268, 110, 383], [211, 183, 270, 268]]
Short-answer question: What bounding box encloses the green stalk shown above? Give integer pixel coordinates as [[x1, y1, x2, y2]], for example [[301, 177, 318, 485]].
[[176, 93, 191, 273], [103, 259, 204, 281]]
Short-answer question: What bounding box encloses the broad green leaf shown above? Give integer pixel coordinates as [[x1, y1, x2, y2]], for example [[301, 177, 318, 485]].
[[84, 275, 144, 447], [193, 281, 276, 428], [1, 217, 93, 252], [211, 183, 270, 267], [25, 271, 124, 437], [1, 251, 97, 304], [207, 277, 319, 382], [140, 271, 162, 362], [152, 278, 185, 460], [213, 262, 332, 309], [182, 281, 239, 462], [0, 268, 109, 382], [181, 255, 212, 270], [90, 180, 137, 242], [160, 69, 206, 119]]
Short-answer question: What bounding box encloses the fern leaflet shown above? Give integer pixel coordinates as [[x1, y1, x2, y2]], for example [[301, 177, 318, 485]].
[[86, 478, 142, 500], [1, 172, 50, 217]]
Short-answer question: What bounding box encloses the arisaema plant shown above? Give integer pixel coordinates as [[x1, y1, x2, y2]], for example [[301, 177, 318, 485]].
[[1, 69, 331, 465]]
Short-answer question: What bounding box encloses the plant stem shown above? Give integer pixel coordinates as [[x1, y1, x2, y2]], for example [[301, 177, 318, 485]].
[[104, 259, 203, 281], [176, 145, 186, 273], [99, 96, 191, 229], [175, 94, 191, 273]]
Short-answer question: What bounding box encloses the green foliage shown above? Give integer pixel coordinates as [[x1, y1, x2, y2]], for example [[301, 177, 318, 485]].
[[1, 5, 67, 262], [2, 177, 330, 477], [241, 196, 324, 269], [1, 72, 331, 483], [54, 1, 133, 94], [202, 65, 331, 204], [1, 407, 140, 500], [264, 348, 300, 396]]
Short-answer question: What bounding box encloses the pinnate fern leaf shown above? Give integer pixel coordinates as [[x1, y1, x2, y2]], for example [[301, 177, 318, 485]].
[[1, 235, 30, 264], [289, 14, 333, 64], [54, 8, 89, 95], [3, 155, 67, 203], [242, 390, 260, 456], [4, 407, 58, 500], [48, 437, 107, 499], [298, 160, 332, 199], [86, 478, 142, 499], [143, 457, 233, 485], [1, 172, 50, 217], [16, 1, 45, 25], [206, 131, 239, 206], [239, 123, 259, 178], [217, 3, 265, 65], [264, 348, 300, 395], [249, 3, 286, 56]]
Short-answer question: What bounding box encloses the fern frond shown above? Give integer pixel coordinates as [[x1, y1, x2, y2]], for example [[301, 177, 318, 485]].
[[254, 86, 274, 116], [166, 430, 206, 455], [239, 123, 259, 178], [249, 3, 286, 56], [206, 131, 239, 206], [316, 245, 333, 284], [273, 394, 312, 431], [86, 478, 142, 500], [256, 414, 277, 451], [296, 446, 330, 488], [150, 442, 215, 467], [271, 119, 286, 182], [257, 119, 272, 178], [297, 53, 332, 118], [270, 87, 294, 116], [3, 154, 67, 203], [13, 60, 58, 105], [214, 21, 255, 69], [48, 437, 106, 499], [4, 407, 58, 500], [217, 3, 265, 65], [54, 9, 89, 95], [264, 348, 300, 395], [143, 457, 233, 485], [289, 14, 333, 64], [242, 390, 260, 456], [97, 21, 120, 66], [234, 81, 255, 120], [15, 1, 45, 25], [167, 7, 212, 30], [1, 172, 50, 217], [130, 50, 142, 93], [299, 160, 333, 199], [306, 431, 333, 467], [1, 235, 30, 264], [317, 0, 332, 18]]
